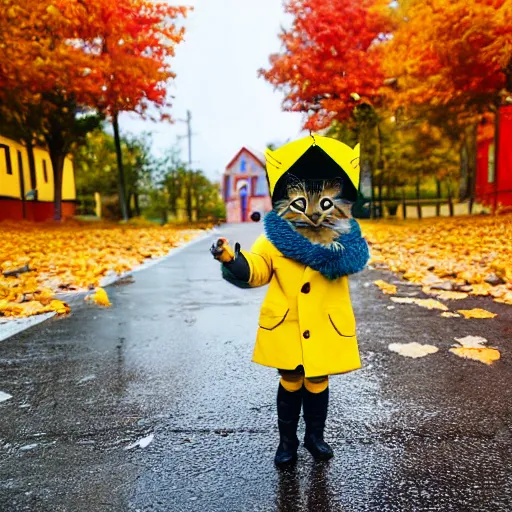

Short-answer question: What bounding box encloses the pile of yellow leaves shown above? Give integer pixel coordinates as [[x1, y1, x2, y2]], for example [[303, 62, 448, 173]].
[[361, 214, 512, 306], [0, 221, 204, 319]]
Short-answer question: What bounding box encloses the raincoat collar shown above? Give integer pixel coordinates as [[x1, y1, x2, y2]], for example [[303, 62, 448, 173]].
[[263, 210, 369, 280]]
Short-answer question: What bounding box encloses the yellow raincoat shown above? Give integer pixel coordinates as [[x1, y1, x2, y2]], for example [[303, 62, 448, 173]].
[[239, 135, 363, 378], [241, 237, 361, 378]]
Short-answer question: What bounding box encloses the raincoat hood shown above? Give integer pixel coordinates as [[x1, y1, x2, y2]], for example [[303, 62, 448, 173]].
[[265, 135, 360, 203]]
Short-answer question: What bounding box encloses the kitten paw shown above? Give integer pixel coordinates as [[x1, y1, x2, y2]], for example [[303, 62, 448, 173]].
[[210, 238, 236, 262]]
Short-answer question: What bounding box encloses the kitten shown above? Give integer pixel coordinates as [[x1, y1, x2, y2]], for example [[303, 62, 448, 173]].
[[274, 176, 353, 247]]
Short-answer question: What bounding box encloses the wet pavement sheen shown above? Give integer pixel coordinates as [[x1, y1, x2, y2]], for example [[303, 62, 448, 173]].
[[1, 223, 512, 511]]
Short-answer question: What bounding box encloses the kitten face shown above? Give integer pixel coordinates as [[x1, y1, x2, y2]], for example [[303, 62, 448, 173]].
[[274, 176, 353, 246]]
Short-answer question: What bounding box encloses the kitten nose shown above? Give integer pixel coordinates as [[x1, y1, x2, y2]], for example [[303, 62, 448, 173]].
[[310, 213, 321, 223]]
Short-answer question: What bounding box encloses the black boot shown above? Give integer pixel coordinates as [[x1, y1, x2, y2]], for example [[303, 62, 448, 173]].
[[275, 383, 302, 467], [303, 386, 334, 461]]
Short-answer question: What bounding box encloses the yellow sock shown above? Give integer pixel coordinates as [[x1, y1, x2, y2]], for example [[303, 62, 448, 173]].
[[304, 377, 328, 394], [280, 374, 304, 392]]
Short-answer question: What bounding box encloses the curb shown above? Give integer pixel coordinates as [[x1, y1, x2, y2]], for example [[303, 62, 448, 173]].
[[0, 229, 217, 343]]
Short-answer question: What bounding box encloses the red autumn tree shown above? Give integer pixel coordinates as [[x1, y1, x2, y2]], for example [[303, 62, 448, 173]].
[[53, 0, 189, 220], [260, 0, 391, 130]]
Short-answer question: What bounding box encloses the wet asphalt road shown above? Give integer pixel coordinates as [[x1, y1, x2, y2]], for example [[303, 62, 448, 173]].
[[1, 222, 512, 512]]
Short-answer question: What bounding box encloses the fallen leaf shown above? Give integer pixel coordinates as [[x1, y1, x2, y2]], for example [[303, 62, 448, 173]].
[[49, 299, 70, 315], [493, 290, 512, 305], [433, 291, 469, 301], [391, 297, 448, 311], [0, 391, 13, 403], [0, 221, 207, 319], [374, 280, 397, 295], [454, 335, 488, 348], [390, 297, 415, 304], [449, 347, 500, 365], [441, 312, 461, 318], [361, 216, 512, 305], [388, 342, 439, 358], [19, 443, 38, 451], [87, 288, 111, 307], [77, 375, 96, 385], [457, 308, 497, 319], [469, 283, 492, 296], [125, 433, 154, 450]]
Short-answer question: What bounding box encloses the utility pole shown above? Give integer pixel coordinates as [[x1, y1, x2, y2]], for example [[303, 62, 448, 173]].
[[177, 110, 194, 166], [186, 110, 192, 166]]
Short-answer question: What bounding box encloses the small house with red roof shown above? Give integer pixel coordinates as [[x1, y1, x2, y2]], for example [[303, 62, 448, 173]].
[[222, 147, 271, 223]]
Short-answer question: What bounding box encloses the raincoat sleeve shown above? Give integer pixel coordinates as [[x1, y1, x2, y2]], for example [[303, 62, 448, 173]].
[[240, 235, 273, 288]]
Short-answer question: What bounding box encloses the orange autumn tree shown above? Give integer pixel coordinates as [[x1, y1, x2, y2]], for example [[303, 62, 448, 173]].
[[56, 0, 189, 220], [0, 1, 93, 202], [381, 0, 512, 208], [383, 0, 512, 116], [0, 0, 188, 220], [260, 0, 391, 130]]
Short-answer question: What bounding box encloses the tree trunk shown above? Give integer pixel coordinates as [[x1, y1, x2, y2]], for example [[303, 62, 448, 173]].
[[376, 123, 384, 218], [459, 139, 469, 212], [377, 178, 383, 218], [186, 171, 193, 222], [16, 150, 26, 219], [25, 139, 37, 195], [167, 171, 179, 217], [134, 192, 141, 217], [113, 112, 129, 221], [436, 179, 442, 217], [464, 125, 478, 214], [359, 125, 375, 218], [43, 105, 71, 221], [447, 181, 454, 217], [49, 150, 65, 221], [416, 173, 422, 219], [126, 189, 133, 218]]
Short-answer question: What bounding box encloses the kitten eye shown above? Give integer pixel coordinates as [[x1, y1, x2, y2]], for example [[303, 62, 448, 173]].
[[320, 198, 334, 211], [290, 197, 307, 212]]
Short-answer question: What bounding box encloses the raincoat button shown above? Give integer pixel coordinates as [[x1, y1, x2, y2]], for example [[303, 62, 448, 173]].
[[301, 282, 310, 294], [303, 330, 310, 339]]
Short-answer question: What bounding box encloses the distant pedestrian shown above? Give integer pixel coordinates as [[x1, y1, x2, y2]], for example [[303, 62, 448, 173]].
[[211, 135, 369, 467]]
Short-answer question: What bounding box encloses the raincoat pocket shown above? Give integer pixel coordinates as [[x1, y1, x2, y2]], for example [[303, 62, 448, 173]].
[[258, 303, 289, 331], [327, 308, 356, 337]]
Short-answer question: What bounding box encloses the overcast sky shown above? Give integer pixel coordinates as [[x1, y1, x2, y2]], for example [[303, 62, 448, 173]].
[[119, 0, 305, 182]]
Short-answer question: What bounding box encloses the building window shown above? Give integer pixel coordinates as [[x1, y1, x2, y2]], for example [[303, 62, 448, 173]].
[[225, 175, 232, 199], [43, 159, 49, 183], [488, 143, 495, 183], [0, 144, 13, 175], [254, 174, 268, 196], [240, 156, 247, 172]]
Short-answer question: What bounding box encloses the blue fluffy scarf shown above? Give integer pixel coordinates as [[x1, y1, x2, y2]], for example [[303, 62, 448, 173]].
[[264, 210, 370, 280]]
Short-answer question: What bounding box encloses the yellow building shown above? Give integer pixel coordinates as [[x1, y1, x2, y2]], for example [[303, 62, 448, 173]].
[[0, 135, 76, 221]]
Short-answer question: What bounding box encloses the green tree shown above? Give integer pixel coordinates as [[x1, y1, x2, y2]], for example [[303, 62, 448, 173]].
[[72, 128, 153, 218]]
